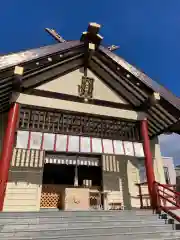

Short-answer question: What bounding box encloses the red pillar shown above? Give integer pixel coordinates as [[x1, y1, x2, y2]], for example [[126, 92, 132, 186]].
[[0, 103, 19, 211], [141, 119, 156, 208]]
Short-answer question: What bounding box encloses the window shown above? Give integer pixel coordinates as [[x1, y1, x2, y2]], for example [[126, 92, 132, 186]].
[[163, 167, 170, 184]]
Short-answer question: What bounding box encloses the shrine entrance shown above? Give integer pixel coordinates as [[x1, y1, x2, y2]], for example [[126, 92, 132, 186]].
[[40, 153, 103, 210]]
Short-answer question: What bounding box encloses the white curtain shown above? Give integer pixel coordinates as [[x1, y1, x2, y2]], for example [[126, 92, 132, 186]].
[[123, 141, 134, 156], [113, 140, 124, 155], [16, 131, 29, 149], [68, 135, 79, 152], [43, 133, 55, 150], [56, 134, 67, 151], [29, 132, 42, 150], [102, 139, 114, 154], [92, 138, 102, 153], [80, 136, 91, 153], [134, 142, 144, 157]]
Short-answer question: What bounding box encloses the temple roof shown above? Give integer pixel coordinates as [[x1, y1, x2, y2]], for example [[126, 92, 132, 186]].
[[0, 28, 180, 138]]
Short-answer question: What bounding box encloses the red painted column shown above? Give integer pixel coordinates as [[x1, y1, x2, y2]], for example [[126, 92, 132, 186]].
[[0, 103, 19, 211], [141, 119, 156, 208]]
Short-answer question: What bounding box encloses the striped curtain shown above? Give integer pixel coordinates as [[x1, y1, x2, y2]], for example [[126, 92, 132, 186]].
[[45, 155, 100, 167]]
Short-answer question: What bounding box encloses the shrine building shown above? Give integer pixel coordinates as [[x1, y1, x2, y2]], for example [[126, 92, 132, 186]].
[[0, 23, 180, 212]]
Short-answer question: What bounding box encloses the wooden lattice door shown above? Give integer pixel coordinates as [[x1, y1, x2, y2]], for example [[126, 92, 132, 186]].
[[40, 184, 62, 208]]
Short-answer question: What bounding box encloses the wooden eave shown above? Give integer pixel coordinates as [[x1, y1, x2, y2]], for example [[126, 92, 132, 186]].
[[0, 40, 180, 139]]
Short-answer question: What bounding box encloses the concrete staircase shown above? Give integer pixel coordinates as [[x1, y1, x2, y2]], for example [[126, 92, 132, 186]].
[[0, 210, 180, 239]]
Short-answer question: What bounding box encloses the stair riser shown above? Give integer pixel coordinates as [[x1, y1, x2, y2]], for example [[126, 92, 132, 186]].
[[0, 216, 158, 224], [1, 235, 180, 240], [0, 211, 155, 217], [1, 222, 167, 232], [0, 210, 178, 240], [0, 226, 174, 238], [0, 214, 158, 220], [0, 212, 154, 217]]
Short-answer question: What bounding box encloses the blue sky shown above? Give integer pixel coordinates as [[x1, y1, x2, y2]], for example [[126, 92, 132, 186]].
[[1, 0, 180, 164]]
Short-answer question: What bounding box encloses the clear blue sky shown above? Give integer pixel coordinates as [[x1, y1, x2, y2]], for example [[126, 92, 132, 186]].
[[1, 0, 180, 163], [1, 0, 180, 97]]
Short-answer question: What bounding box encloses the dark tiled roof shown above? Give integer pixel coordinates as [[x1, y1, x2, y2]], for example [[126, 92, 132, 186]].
[[0, 40, 180, 137]]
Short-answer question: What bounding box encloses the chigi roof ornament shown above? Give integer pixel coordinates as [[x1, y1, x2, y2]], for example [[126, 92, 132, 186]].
[[107, 45, 120, 51], [45, 28, 66, 43]]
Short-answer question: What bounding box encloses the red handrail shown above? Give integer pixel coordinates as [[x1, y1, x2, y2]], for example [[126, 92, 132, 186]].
[[154, 181, 180, 222], [158, 189, 177, 201], [155, 182, 180, 197]]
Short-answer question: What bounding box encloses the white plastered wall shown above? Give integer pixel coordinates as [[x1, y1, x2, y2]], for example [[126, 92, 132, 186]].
[[3, 149, 44, 212], [150, 137, 166, 184], [36, 68, 128, 104], [102, 155, 140, 209], [17, 68, 146, 121], [126, 157, 141, 208], [102, 137, 166, 210], [3, 168, 43, 212], [17, 93, 145, 121]]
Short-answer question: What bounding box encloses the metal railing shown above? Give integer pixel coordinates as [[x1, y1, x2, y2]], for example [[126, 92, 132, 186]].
[[137, 181, 180, 222], [154, 182, 180, 222]]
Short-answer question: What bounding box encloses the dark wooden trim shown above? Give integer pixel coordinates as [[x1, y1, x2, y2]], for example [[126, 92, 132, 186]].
[[97, 49, 180, 119], [89, 59, 140, 106], [20, 104, 138, 123], [99, 47, 180, 112], [22, 54, 84, 89], [18, 104, 142, 142], [23, 89, 135, 111]]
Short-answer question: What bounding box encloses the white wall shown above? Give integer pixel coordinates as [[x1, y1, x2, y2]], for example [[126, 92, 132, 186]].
[[3, 167, 43, 212], [150, 137, 166, 184], [36, 68, 128, 104], [163, 157, 176, 185], [102, 155, 140, 209], [17, 68, 146, 121], [3, 148, 44, 212]]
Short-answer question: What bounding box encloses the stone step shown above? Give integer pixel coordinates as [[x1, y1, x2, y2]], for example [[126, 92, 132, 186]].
[[0, 225, 174, 238], [0, 215, 159, 224], [0, 211, 158, 218], [1, 221, 169, 232], [0, 210, 155, 218], [0, 218, 166, 227], [0, 230, 180, 240], [0, 212, 159, 218]]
